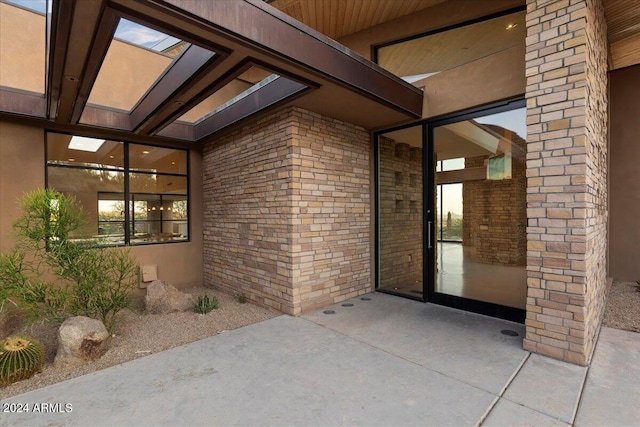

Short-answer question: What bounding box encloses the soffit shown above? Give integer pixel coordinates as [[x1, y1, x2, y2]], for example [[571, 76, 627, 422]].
[[0, 0, 422, 146], [267, 0, 447, 40], [604, 0, 640, 70]]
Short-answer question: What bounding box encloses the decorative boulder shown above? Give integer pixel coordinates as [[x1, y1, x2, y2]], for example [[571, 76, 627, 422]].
[[55, 316, 110, 367], [145, 280, 194, 314]]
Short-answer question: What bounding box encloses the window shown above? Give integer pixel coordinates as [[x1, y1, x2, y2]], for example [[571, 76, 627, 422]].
[[374, 9, 525, 84], [46, 133, 189, 245]]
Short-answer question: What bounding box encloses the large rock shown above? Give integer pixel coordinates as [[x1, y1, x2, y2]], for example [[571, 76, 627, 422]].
[[145, 280, 194, 314], [55, 316, 110, 367]]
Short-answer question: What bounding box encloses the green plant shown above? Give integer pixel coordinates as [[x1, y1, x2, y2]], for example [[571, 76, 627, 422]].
[[236, 292, 247, 304], [0, 189, 138, 331], [193, 294, 218, 314], [0, 336, 45, 385]]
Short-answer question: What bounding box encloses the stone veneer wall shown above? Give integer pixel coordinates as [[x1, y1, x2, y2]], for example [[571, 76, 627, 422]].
[[524, 0, 608, 365], [202, 107, 371, 315], [462, 130, 527, 266], [378, 137, 423, 290]]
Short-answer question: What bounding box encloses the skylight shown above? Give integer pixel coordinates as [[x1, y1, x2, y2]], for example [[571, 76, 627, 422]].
[[81, 18, 190, 115], [3, 0, 48, 14], [178, 67, 278, 124], [68, 136, 105, 152], [114, 18, 181, 54]]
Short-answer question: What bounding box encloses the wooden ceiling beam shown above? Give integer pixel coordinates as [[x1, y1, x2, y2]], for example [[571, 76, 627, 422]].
[[129, 44, 223, 135], [46, 0, 75, 121], [49, 0, 110, 124], [69, 6, 120, 124], [194, 76, 310, 141]]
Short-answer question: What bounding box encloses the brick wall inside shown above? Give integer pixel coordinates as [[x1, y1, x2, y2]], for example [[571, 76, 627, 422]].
[[202, 107, 371, 315], [524, 0, 608, 365], [378, 137, 423, 290], [462, 129, 527, 266]]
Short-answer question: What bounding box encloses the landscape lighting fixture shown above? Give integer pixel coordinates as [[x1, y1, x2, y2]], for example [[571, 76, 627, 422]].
[[68, 136, 105, 152]]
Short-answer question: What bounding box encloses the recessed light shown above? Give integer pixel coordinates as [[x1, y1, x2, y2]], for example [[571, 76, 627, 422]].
[[171, 161, 176, 165], [109, 155, 115, 159], [142, 150, 150, 154], [505, 23, 517, 30], [68, 158, 75, 162]]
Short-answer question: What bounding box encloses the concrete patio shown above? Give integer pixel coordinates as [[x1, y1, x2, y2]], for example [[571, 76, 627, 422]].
[[1, 293, 638, 426]]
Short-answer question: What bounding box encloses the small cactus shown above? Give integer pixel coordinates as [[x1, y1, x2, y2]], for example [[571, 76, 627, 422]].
[[193, 294, 218, 314], [0, 336, 45, 385]]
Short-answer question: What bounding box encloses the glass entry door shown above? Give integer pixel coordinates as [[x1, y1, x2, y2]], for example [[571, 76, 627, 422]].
[[375, 123, 433, 300], [375, 100, 526, 323], [428, 101, 527, 322]]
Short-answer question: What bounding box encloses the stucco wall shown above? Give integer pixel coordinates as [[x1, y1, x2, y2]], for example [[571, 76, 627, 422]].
[[202, 107, 371, 315], [0, 120, 204, 288], [609, 65, 640, 282]]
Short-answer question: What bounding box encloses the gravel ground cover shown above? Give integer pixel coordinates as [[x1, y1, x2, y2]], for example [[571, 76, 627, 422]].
[[602, 280, 640, 333], [0, 287, 278, 400]]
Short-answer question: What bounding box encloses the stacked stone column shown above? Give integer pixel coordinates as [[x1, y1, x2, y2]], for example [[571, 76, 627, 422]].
[[525, 0, 608, 365]]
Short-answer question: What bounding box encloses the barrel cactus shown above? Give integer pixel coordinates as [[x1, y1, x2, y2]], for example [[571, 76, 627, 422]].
[[0, 336, 45, 385]]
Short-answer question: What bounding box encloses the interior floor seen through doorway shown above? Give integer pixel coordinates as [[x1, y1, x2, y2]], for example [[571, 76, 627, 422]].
[[380, 242, 526, 309]]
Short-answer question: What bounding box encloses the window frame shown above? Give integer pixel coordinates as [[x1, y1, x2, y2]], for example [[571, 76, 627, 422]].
[[45, 132, 190, 246]]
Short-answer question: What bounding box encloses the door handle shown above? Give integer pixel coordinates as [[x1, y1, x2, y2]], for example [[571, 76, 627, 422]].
[[428, 221, 432, 249]]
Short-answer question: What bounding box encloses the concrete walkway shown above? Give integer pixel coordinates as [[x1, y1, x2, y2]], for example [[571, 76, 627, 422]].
[[1, 293, 638, 426]]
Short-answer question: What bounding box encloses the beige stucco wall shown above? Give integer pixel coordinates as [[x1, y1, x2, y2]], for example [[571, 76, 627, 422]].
[[0, 120, 204, 288], [609, 65, 640, 281], [0, 3, 45, 93]]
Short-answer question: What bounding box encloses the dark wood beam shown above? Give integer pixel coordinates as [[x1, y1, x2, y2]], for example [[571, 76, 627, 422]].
[[53, 0, 108, 123], [78, 105, 131, 131], [130, 44, 221, 134], [155, 121, 195, 141], [0, 88, 46, 118], [69, 6, 120, 124], [46, 0, 75, 120], [194, 76, 309, 140], [0, 109, 197, 150]]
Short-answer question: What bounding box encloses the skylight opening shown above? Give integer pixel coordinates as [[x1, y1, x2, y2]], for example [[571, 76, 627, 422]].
[[114, 18, 183, 57], [177, 66, 279, 124], [68, 136, 105, 152], [2, 0, 49, 14], [81, 18, 192, 115]]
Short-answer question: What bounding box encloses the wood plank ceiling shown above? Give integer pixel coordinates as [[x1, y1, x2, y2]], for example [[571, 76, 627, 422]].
[[267, 0, 447, 40], [604, 0, 640, 70]]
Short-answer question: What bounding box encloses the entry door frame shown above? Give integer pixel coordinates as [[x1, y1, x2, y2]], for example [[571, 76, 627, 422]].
[[425, 97, 526, 323], [374, 97, 526, 323]]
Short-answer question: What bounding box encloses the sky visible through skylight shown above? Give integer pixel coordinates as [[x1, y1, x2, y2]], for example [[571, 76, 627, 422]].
[[114, 18, 180, 52], [4, 0, 48, 14]]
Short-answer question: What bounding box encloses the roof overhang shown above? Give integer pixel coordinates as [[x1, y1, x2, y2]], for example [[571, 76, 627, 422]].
[[0, 0, 423, 145]]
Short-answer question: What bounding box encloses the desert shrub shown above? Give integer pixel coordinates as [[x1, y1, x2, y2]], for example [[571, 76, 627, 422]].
[[236, 292, 247, 304], [193, 294, 219, 314], [0, 189, 138, 331]]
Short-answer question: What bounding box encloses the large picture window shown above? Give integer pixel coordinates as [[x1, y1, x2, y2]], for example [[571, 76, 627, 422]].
[[46, 133, 189, 245]]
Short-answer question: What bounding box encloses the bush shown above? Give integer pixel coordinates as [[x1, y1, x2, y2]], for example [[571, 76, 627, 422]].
[[0, 189, 138, 332], [193, 294, 219, 314]]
